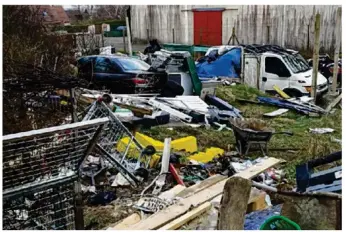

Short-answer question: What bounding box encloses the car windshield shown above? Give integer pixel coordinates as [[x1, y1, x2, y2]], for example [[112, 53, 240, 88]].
[[282, 54, 311, 73], [117, 58, 150, 71]]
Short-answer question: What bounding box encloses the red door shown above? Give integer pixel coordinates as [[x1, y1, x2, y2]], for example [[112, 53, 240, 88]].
[[193, 10, 223, 46]]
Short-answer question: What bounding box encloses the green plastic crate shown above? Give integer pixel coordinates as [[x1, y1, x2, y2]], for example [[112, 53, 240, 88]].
[[260, 216, 301, 230]]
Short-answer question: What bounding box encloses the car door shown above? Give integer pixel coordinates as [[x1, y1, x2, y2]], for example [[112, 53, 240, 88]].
[[94, 57, 123, 90], [260, 55, 291, 92]]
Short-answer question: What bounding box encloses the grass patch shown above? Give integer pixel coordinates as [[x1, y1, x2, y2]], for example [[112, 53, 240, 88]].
[[141, 84, 341, 183]]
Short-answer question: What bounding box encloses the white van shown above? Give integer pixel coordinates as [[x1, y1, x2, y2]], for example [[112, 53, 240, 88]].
[[205, 46, 329, 97]]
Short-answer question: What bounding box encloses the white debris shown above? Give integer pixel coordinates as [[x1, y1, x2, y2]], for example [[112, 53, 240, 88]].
[[112, 173, 130, 187], [309, 128, 334, 134]]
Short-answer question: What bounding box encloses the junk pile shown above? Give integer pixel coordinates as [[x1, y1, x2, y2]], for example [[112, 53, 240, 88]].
[[79, 90, 243, 130]]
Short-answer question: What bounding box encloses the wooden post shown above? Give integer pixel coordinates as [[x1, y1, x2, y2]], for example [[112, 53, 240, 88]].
[[122, 28, 127, 53], [311, 13, 321, 103], [74, 181, 84, 229], [172, 28, 175, 43], [332, 7, 342, 94], [232, 27, 235, 45], [217, 177, 252, 230], [125, 17, 132, 56], [267, 25, 270, 44]]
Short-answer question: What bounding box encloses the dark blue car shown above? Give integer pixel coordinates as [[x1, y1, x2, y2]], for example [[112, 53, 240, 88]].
[[77, 55, 167, 94]]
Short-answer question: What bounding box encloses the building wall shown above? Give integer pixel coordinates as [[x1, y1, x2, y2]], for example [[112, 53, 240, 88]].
[[130, 5, 341, 53]]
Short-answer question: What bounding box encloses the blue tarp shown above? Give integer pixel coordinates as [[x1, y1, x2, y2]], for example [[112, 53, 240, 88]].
[[196, 48, 241, 78]]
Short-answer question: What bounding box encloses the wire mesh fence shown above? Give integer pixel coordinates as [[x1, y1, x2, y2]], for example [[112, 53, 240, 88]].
[[3, 181, 76, 230], [81, 100, 148, 187], [2, 117, 108, 230]]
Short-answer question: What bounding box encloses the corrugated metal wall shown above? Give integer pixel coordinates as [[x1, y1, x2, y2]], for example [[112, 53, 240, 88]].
[[130, 5, 341, 53]]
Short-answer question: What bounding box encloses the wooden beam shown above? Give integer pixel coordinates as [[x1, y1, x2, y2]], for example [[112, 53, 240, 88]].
[[218, 177, 252, 230], [158, 202, 212, 230], [311, 13, 321, 103], [127, 157, 282, 230], [325, 94, 342, 113], [176, 174, 227, 198], [110, 185, 186, 230], [111, 213, 141, 230]]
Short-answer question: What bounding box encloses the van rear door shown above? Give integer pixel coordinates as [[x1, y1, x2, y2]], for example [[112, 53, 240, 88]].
[[260, 54, 291, 93]]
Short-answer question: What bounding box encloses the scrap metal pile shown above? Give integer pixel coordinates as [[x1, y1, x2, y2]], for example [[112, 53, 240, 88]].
[[3, 77, 341, 230]]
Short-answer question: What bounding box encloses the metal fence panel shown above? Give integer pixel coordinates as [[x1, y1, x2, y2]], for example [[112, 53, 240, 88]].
[[2, 118, 108, 230]]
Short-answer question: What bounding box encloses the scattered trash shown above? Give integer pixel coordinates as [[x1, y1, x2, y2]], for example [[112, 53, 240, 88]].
[[134, 196, 179, 213], [309, 128, 334, 134], [88, 191, 117, 206], [112, 173, 131, 187], [264, 109, 289, 117]]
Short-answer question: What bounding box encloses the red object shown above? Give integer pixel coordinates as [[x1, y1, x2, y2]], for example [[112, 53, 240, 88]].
[[169, 163, 185, 186], [132, 77, 148, 84], [193, 10, 223, 46]]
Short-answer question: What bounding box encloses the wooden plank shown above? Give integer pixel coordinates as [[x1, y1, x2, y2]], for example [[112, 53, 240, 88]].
[[127, 157, 282, 230], [111, 213, 141, 230], [233, 157, 283, 179], [326, 94, 342, 113], [176, 174, 227, 198], [158, 202, 212, 230], [218, 177, 252, 230], [273, 85, 291, 99], [159, 185, 186, 200], [110, 185, 186, 230]]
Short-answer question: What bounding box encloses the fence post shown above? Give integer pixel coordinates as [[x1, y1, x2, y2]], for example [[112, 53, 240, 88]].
[[172, 28, 175, 43], [331, 7, 342, 94], [123, 28, 127, 53], [74, 181, 84, 229], [312, 13, 321, 103], [125, 17, 132, 56]]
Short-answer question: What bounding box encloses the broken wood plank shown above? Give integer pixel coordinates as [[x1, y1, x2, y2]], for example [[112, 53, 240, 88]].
[[218, 177, 252, 230], [176, 174, 227, 198], [128, 157, 282, 230], [326, 94, 342, 113], [158, 202, 212, 230]]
